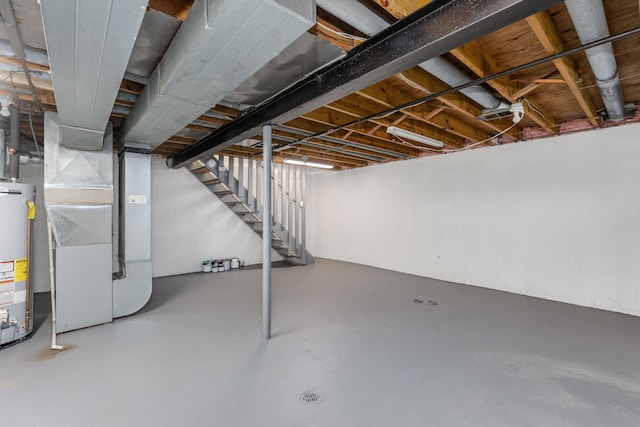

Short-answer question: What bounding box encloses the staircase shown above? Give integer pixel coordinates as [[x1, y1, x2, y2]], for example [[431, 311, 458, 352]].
[[187, 155, 313, 265]]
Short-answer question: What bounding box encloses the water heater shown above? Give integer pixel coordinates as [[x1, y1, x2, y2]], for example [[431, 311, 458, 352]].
[[0, 182, 35, 345]]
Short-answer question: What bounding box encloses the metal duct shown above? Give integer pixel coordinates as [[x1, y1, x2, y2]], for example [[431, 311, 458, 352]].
[[0, 61, 51, 79], [565, 0, 624, 121], [317, 0, 503, 110], [419, 57, 503, 109], [120, 0, 315, 148], [0, 128, 5, 180], [0, 41, 151, 89], [0, 39, 48, 67], [40, 0, 147, 150], [8, 103, 18, 180], [44, 112, 114, 332], [316, 0, 388, 35], [0, 0, 26, 59], [113, 148, 151, 318]]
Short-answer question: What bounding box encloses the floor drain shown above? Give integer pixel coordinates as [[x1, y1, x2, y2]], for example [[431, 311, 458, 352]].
[[414, 299, 438, 305], [300, 391, 322, 404]]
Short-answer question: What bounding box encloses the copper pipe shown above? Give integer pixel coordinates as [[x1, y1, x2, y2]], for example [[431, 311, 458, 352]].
[[25, 201, 33, 331]]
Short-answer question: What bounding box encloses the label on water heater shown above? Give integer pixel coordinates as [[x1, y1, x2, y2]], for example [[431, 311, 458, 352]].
[[14, 258, 27, 282], [0, 281, 15, 306], [0, 260, 15, 306], [0, 261, 13, 273], [15, 289, 26, 304]]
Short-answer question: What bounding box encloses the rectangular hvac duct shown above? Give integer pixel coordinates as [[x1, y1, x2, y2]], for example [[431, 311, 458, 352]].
[[120, 0, 315, 148], [112, 148, 152, 319], [44, 112, 114, 332], [40, 0, 147, 150]]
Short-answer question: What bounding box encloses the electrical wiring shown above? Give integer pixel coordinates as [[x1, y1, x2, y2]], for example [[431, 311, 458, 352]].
[[569, 71, 640, 92], [397, 72, 430, 93], [393, 120, 521, 154], [0, 64, 44, 113], [29, 111, 42, 160], [316, 22, 367, 42], [0, 68, 22, 83], [521, 98, 555, 126]]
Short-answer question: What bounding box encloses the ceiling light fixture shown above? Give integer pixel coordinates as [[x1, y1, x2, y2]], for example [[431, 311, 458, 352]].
[[283, 156, 334, 169], [386, 126, 444, 148]]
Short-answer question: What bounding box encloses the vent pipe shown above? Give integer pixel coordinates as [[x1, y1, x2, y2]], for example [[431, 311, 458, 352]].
[[8, 103, 19, 180], [316, 0, 503, 110], [565, 0, 624, 121], [316, 0, 388, 35], [418, 57, 504, 109], [0, 128, 5, 180], [0, 39, 48, 67]]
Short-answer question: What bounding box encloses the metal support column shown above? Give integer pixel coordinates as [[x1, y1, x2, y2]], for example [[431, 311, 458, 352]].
[[262, 124, 272, 340], [301, 169, 307, 265]]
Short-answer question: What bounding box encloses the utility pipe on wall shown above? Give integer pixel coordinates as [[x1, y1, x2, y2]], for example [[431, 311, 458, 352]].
[[47, 218, 64, 350], [263, 124, 272, 340], [25, 201, 34, 333], [8, 104, 19, 180], [0, 128, 6, 180]]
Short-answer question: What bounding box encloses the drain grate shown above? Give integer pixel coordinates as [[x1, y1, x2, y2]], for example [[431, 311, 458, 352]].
[[414, 299, 438, 305], [300, 390, 322, 404]]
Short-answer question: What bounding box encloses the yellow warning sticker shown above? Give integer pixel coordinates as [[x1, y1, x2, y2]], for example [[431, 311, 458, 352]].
[[27, 201, 36, 220], [15, 258, 27, 282]]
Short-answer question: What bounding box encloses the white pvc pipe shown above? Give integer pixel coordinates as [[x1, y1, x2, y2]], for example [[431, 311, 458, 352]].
[[47, 218, 64, 350]]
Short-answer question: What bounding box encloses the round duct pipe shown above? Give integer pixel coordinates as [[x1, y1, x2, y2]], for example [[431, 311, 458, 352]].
[[565, 0, 624, 121]]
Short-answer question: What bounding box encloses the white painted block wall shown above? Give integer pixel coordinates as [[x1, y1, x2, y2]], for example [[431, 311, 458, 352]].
[[150, 156, 282, 277], [307, 123, 640, 316]]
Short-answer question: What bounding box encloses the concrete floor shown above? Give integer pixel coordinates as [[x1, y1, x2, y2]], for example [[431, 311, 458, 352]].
[[2, 259, 640, 426]]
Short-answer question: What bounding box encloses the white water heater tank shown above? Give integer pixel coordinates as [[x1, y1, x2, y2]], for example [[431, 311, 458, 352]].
[[0, 183, 35, 346]]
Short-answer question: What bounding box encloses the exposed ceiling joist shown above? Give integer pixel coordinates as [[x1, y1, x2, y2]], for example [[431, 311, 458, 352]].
[[395, 67, 520, 140], [168, 0, 562, 168], [148, 0, 194, 21], [449, 41, 558, 134], [370, 0, 433, 18], [356, 82, 493, 143], [526, 10, 600, 127]]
